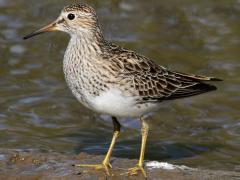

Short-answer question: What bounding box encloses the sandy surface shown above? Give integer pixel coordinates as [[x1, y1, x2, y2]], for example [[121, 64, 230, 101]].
[[0, 149, 239, 180]]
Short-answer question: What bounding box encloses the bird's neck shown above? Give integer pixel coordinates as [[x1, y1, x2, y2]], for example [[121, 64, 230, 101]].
[[69, 28, 104, 56], [63, 28, 105, 70]]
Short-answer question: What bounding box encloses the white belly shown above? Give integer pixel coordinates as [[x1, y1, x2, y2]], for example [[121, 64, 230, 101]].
[[87, 88, 158, 117]]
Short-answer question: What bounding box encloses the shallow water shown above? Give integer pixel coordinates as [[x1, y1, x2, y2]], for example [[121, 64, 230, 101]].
[[0, 0, 239, 171]]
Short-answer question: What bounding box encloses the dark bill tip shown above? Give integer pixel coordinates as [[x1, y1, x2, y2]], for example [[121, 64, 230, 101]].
[[23, 21, 57, 40], [23, 30, 45, 40]]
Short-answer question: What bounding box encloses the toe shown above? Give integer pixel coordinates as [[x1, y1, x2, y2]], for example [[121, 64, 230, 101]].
[[126, 166, 147, 178]]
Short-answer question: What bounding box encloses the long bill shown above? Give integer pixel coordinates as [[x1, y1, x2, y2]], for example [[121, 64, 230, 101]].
[[23, 21, 57, 40]]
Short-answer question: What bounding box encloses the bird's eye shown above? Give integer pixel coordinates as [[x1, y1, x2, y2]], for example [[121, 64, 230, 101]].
[[67, 13, 75, 20]]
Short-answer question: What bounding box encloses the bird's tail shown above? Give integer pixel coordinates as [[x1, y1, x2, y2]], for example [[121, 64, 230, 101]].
[[173, 71, 223, 82], [163, 71, 222, 100]]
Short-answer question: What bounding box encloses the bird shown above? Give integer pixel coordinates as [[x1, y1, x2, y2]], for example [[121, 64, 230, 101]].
[[23, 3, 222, 178]]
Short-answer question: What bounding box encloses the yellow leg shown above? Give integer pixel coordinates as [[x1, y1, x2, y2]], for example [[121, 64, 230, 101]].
[[125, 116, 149, 178], [73, 116, 121, 176]]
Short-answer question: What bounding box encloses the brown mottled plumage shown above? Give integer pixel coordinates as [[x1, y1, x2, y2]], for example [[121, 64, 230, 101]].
[[63, 3, 96, 14], [98, 42, 221, 102], [23, 3, 222, 178]]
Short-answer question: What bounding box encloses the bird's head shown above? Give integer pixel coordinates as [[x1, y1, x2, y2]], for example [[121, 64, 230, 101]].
[[23, 3, 99, 39]]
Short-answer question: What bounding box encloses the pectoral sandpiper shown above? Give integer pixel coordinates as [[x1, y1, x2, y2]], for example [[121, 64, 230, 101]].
[[23, 3, 222, 178]]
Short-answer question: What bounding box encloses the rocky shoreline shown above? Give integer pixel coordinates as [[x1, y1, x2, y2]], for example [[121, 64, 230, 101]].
[[0, 149, 239, 180]]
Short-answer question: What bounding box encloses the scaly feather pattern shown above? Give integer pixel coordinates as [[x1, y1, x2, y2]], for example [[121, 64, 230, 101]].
[[99, 41, 221, 103]]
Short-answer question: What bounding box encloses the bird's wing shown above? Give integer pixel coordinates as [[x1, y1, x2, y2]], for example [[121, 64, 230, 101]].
[[112, 50, 221, 103]]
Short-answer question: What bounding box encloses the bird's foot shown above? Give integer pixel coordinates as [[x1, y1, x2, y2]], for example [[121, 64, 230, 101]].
[[73, 161, 112, 176], [122, 165, 147, 178]]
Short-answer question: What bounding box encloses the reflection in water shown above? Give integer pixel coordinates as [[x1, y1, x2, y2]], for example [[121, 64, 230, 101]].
[[0, 0, 239, 171]]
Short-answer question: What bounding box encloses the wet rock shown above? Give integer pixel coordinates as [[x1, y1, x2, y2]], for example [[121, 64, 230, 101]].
[[0, 149, 239, 180]]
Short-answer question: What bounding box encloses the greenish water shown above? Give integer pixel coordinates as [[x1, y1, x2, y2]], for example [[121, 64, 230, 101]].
[[0, 0, 240, 171]]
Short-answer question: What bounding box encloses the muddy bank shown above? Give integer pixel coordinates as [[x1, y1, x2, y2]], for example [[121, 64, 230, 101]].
[[0, 149, 239, 180]]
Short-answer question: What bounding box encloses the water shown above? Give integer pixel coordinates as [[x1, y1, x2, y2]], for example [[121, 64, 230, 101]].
[[0, 0, 239, 171]]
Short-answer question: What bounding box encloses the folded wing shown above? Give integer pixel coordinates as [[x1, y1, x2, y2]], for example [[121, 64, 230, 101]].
[[114, 50, 222, 103]]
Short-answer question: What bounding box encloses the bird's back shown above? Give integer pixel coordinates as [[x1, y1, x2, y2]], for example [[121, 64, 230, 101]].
[[99, 41, 222, 104]]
